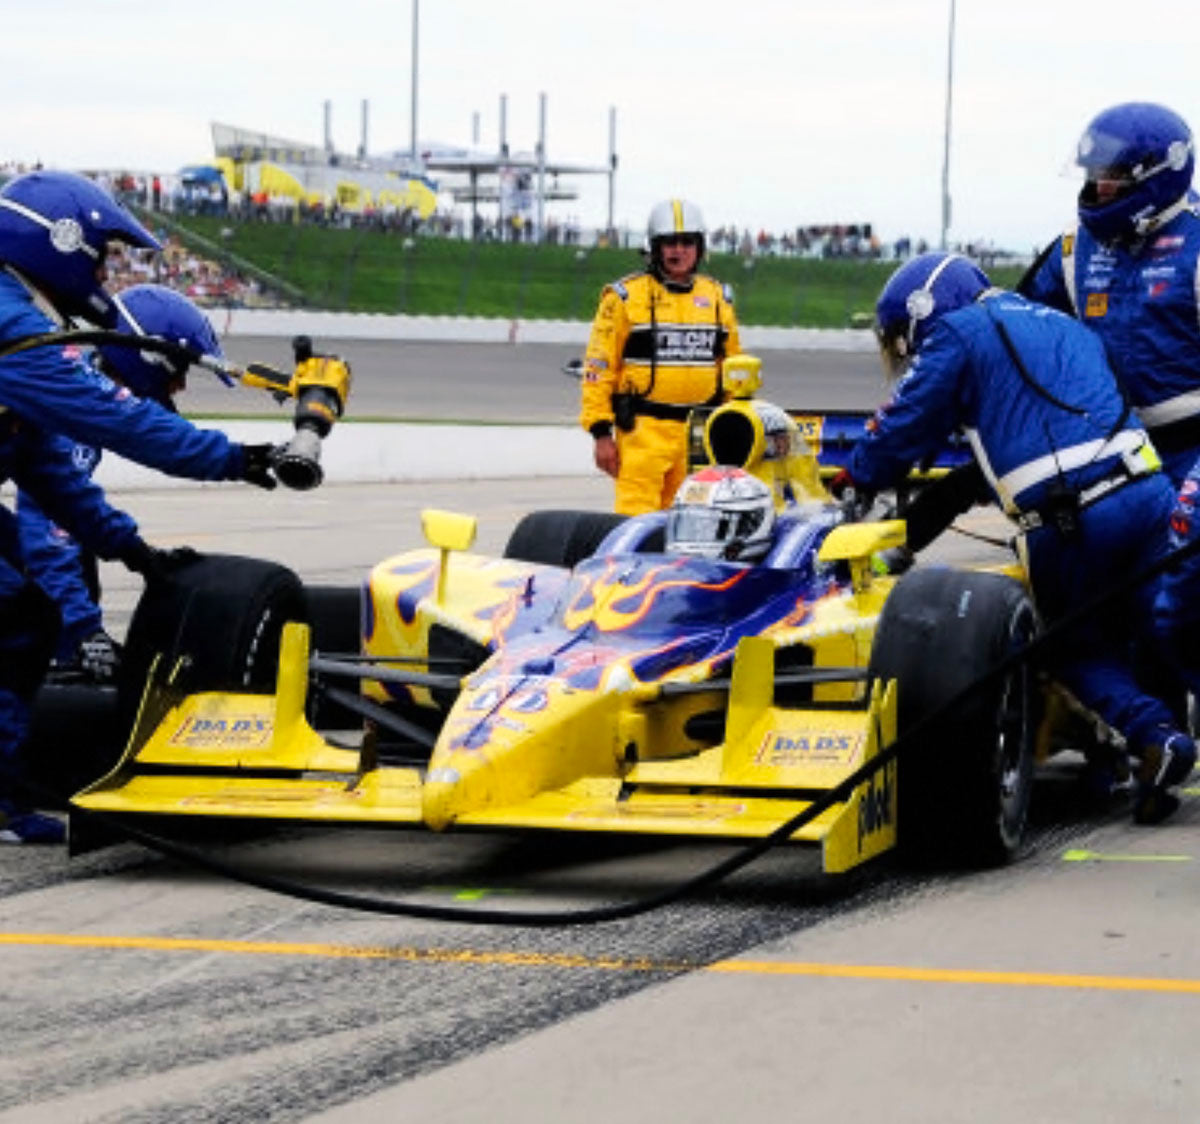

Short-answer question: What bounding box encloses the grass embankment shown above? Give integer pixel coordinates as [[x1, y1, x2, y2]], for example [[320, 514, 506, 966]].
[[168, 214, 1023, 327]]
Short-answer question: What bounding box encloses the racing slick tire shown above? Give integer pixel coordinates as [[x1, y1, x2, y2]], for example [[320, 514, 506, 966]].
[[304, 584, 362, 729], [117, 553, 307, 732], [306, 585, 362, 655], [22, 681, 122, 806], [868, 566, 1038, 867], [503, 510, 629, 567]]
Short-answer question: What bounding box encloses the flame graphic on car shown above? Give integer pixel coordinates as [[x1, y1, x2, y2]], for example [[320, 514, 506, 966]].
[[562, 560, 749, 632], [386, 558, 439, 625]]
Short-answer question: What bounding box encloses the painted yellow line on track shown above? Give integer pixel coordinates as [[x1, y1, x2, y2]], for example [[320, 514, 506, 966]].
[[1062, 848, 1192, 863], [0, 933, 686, 972], [3, 933, 1200, 994], [706, 960, 1200, 993]]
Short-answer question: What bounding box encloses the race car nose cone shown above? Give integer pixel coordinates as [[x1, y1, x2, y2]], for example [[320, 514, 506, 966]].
[[422, 766, 462, 831]]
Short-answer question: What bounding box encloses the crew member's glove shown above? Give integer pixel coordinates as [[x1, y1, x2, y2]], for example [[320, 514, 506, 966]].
[[241, 443, 280, 490], [120, 540, 201, 583], [829, 468, 873, 521], [76, 629, 123, 685], [829, 468, 855, 499]]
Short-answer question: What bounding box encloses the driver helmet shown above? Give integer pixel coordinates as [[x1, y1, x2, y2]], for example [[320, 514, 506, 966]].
[[874, 252, 990, 378], [666, 466, 775, 562], [97, 284, 226, 410], [0, 171, 161, 326], [645, 198, 706, 271], [1075, 102, 1194, 243]]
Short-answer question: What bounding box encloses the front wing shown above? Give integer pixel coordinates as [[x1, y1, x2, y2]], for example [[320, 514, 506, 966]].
[[72, 625, 898, 875]]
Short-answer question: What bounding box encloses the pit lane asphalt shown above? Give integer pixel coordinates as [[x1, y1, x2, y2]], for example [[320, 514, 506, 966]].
[[185, 336, 887, 422], [2, 343, 1198, 1123]]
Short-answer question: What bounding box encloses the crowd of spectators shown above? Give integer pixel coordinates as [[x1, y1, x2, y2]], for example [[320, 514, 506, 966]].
[[709, 223, 888, 259], [103, 236, 280, 309], [1, 159, 1028, 307], [0, 164, 287, 309]]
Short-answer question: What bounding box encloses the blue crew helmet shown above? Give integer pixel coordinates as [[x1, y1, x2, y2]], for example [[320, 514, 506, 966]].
[[99, 284, 227, 409], [874, 252, 991, 377], [0, 171, 161, 326], [1075, 102, 1194, 243]]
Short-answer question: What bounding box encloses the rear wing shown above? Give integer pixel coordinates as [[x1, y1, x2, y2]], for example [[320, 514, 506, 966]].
[[788, 409, 974, 479]]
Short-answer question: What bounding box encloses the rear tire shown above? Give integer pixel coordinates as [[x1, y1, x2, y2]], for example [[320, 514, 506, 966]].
[[305, 585, 362, 656], [503, 510, 629, 567], [303, 584, 363, 729], [868, 567, 1037, 867]]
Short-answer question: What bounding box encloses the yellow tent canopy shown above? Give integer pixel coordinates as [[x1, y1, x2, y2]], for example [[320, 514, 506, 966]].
[[380, 176, 437, 219], [256, 163, 306, 201]]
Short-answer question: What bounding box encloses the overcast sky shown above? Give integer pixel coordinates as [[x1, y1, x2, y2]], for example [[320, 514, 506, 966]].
[[1, 1, 1194, 252]]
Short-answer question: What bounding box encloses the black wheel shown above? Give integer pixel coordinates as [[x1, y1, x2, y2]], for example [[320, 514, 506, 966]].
[[23, 682, 122, 806], [118, 553, 307, 731], [503, 510, 630, 567], [305, 585, 362, 655], [304, 584, 363, 730], [868, 567, 1038, 867]]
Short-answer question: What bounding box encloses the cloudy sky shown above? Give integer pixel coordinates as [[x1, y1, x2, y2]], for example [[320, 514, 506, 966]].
[[1, 0, 1194, 252]]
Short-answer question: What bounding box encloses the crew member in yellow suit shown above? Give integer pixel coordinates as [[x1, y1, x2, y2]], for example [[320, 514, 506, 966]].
[[579, 198, 741, 514]]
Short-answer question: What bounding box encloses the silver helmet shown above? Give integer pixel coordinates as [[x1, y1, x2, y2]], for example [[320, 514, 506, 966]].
[[645, 198, 706, 266]]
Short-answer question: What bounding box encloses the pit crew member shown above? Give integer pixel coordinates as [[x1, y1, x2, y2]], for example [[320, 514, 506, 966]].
[[833, 251, 1194, 824], [580, 198, 741, 515], [17, 284, 237, 685], [1020, 102, 1200, 485], [0, 171, 276, 843]]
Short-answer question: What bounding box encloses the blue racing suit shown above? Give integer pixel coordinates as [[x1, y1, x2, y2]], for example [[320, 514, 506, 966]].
[[847, 291, 1178, 753], [18, 439, 103, 660], [1021, 206, 1200, 485], [0, 269, 246, 795], [1024, 208, 1200, 701]]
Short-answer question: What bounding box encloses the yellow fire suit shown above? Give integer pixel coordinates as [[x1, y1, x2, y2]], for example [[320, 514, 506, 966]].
[[579, 271, 741, 514]]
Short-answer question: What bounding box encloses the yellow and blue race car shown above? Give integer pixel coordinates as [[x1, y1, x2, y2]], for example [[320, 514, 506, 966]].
[[66, 360, 1040, 874]]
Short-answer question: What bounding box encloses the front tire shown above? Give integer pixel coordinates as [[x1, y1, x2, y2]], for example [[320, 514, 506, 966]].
[[118, 553, 307, 729], [868, 567, 1038, 867]]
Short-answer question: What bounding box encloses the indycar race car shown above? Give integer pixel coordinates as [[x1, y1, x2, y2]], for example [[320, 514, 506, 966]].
[[64, 359, 1040, 873]]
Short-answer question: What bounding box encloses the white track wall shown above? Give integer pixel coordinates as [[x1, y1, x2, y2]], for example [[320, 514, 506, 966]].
[[94, 314, 872, 490]]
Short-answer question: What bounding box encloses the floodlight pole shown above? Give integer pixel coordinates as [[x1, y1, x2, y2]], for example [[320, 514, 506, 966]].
[[607, 106, 617, 238], [410, 0, 419, 164], [939, 0, 955, 251], [499, 93, 509, 231], [536, 92, 547, 242]]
